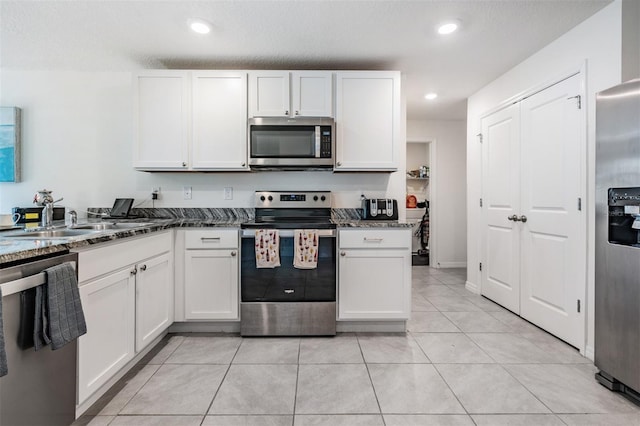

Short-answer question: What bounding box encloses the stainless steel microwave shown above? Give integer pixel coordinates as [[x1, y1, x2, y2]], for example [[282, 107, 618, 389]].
[[248, 117, 334, 169]]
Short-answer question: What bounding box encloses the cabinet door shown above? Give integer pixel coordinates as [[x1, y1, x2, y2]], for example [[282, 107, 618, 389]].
[[334, 71, 400, 171], [192, 71, 249, 170], [249, 71, 290, 117], [78, 268, 135, 404], [338, 248, 411, 320], [291, 71, 333, 117], [133, 71, 189, 170], [135, 252, 173, 352], [184, 249, 239, 320]]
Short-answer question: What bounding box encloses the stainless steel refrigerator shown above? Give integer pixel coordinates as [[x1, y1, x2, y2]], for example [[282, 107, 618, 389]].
[[595, 78, 640, 399]]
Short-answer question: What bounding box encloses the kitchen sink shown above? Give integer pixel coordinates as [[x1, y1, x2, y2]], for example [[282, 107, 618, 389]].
[[0, 222, 155, 239], [70, 222, 155, 231], [1, 228, 102, 239]]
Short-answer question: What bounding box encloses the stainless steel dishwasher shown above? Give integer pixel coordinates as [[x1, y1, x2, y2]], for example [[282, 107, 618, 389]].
[[0, 252, 78, 426]]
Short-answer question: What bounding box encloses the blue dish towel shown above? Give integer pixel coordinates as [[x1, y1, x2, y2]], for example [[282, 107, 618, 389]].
[[34, 262, 87, 351], [0, 287, 7, 376]]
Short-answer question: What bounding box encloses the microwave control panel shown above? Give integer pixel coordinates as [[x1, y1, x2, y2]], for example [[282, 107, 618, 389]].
[[320, 127, 332, 158]]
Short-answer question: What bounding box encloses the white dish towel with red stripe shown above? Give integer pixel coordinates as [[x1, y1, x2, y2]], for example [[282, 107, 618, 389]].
[[294, 229, 319, 269], [255, 229, 280, 268]]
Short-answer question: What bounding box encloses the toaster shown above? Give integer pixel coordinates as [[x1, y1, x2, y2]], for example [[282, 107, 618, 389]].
[[361, 198, 398, 220]]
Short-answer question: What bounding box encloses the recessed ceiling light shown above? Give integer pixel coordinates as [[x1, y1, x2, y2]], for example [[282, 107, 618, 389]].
[[437, 21, 459, 35], [189, 19, 211, 34], [425, 93, 438, 100]]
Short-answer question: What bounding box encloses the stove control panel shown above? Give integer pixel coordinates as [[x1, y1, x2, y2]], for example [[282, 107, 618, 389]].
[[254, 191, 332, 208]]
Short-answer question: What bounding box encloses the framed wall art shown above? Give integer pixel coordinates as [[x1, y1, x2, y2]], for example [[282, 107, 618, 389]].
[[0, 107, 21, 182]]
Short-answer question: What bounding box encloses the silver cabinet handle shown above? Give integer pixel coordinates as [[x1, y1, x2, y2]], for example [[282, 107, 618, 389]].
[[231, 251, 237, 257], [285, 110, 289, 116], [519, 215, 527, 223], [140, 264, 147, 271], [336, 162, 342, 167], [508, 215, 518, 221], [130, 267, 137, 276], [364, 237, 384, 242], [295, 110, 299, 115], [201, 237, 221, 242], [182, 162, 187, 167], [241, 162, 246, 167], [340, 251, 346, 256]]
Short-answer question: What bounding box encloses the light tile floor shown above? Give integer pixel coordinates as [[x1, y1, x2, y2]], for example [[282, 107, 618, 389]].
[[75, 266, 640, 426]]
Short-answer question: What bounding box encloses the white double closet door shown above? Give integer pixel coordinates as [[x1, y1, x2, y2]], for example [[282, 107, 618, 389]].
[[481, 73, 585, 349]]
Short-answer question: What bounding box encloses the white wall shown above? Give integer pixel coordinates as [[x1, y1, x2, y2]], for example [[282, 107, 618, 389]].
[[408, 119, 467, 268], [466, 1, 623, 358], [0, 70, 406, 219]]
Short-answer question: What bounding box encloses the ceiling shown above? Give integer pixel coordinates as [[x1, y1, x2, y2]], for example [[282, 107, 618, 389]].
[[0, 0, 611, 120]]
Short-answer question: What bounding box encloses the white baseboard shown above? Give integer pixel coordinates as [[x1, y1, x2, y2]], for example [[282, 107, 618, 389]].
[[437, 261, 467, 268], [465, 280, 480, 294], [169, 321, 241, 333], [337, 321, 406, 333], [584, 345, 595, 361]]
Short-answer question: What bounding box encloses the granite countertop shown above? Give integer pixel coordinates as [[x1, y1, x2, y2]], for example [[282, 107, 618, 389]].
[[0, 208, 412, 266], [333, 220, 413, 228], [0, 218, 245, 266]]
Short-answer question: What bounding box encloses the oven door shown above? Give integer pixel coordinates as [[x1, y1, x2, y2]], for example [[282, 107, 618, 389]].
[[240, 228, 336, 302]]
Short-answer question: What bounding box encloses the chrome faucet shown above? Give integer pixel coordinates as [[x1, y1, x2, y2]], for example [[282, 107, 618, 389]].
[[68, 210, 77, 227], [41, 197, 63, 228]]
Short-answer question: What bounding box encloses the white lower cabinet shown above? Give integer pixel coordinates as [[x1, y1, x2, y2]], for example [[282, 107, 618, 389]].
[[183, 230, 239, 320], [77, 268, 135, 405], [135, 252, 173, 352], [338, 229, 411, 320], [75, 231, 173, 406]]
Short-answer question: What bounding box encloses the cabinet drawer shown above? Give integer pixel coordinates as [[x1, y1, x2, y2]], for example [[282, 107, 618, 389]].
[[339, 229, 410, 249], [185, 229, 238, 249], [76, 231, 172, 283]]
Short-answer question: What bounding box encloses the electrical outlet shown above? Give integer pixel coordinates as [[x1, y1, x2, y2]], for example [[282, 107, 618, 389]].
[[224, 187, 233, 200], [183, 186, 192, 200]]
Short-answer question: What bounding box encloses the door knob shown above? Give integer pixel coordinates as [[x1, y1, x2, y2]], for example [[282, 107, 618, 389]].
[[519, 215, 527, 223], [507, 215, 518, 221]]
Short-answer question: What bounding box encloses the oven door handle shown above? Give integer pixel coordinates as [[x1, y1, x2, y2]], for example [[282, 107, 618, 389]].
[[241, 229, 336, 238]]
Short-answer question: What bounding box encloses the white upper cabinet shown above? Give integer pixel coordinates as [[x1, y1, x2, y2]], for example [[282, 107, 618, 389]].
[[249, 71, 290, 117], [334, 71, 400, 171], [249, 71, 333, 118], [133, 71, 189, 170], [291, 72, 333, 117], [134, 71, 249, 171], [191, 71, 248, 170]]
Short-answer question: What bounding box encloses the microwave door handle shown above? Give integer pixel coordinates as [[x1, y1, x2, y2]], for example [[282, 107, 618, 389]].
[[315, 126, 321, 158]]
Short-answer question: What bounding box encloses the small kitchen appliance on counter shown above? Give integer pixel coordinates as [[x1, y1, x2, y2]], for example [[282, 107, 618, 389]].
[[12, 207, 65, 226], [361, 197, 398, 220]]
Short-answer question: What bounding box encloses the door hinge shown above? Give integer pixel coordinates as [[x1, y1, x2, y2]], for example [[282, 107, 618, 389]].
[[577, 299, 581, 313], [567, 95, 582, 109], [477, 133, 483, 143], [480, 198, 483, 207], [578, 197, 582, 211], [479, 262, 482, 271]]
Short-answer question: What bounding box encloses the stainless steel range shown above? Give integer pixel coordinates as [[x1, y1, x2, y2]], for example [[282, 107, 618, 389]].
[[240, 191, 336, 336]]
